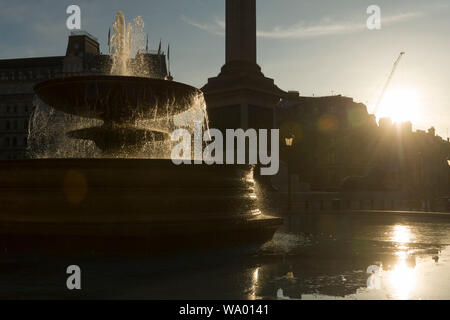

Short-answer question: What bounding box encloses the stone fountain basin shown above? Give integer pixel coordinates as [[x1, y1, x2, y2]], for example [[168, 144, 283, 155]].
[[33, 75, 202, 122], [0, 159, 282, 254], [67, 126, 169, 153]]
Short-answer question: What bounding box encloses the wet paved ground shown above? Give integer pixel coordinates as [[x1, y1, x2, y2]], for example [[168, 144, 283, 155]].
[[1, 212, 450, 300]]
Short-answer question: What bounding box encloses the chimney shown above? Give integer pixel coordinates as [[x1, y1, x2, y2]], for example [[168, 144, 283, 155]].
[[428, 127, 436, 137]]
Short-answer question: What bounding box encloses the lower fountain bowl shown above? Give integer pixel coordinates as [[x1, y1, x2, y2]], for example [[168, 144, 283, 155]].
[[0, 159, 282, 255], [67, 126, 169, 154]]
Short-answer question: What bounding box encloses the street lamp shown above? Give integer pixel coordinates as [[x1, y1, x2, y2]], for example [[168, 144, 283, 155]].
[[285, 137, 294, 148], [446, 157, 450, 211], [285, 135, 295, 212]]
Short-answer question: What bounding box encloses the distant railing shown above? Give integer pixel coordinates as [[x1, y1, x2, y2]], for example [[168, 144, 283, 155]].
[[138, 50, 165, 56]]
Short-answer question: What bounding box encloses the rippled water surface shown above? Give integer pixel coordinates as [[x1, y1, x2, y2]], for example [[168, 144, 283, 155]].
[[1, 212, 450, 300]]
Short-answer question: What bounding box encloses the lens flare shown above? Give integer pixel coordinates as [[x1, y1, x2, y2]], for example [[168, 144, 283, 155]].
[[376, 88, 421, 124]]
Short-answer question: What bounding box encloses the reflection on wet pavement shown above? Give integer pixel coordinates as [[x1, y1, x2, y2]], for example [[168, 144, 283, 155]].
[[0, 213, 449, 300], [261, 214, 450, 300]]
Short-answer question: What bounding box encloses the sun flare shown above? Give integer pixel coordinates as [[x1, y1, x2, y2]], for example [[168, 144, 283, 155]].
[[388, 259, 416, 300], [376, 88, 421, 124]]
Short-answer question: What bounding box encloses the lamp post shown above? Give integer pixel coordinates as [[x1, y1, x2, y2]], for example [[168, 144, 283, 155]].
[[446, 157, 450, 211], [285, 135, 295, 212], [447, 156, 450, 192], [418, 152, 425, 211]]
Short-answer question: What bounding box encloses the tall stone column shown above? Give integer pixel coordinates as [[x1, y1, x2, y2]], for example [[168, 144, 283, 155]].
[[202, 0, 285, 133], [226, 0, 257, 64]]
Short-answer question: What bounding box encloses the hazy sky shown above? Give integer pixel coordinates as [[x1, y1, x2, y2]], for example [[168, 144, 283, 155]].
[[1, 0, 449, 137]]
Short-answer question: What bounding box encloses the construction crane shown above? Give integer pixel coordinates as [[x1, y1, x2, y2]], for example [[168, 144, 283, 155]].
[[373, 52, 405, 115]]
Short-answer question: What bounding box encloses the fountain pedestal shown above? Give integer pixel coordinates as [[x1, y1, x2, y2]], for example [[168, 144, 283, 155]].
[[0, 159, 282, 254]]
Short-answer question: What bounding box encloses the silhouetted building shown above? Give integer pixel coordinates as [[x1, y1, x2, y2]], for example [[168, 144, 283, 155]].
[[276, 93, 450, 211], [277, 95, 377, 189]]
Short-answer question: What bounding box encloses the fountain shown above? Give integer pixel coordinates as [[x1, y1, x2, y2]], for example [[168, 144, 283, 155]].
[[33, 75, 199, 155], [0, 12, 282, 255]]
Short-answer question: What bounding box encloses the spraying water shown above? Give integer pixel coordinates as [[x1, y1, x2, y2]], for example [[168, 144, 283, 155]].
[[110, 12, 146, 76], [28, 11, 209, 160]]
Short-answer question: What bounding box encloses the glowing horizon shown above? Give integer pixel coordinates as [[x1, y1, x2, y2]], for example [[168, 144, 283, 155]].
[[375, 87, 422, 125]]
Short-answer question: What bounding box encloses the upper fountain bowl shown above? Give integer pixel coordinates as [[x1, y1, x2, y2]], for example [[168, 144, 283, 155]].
[[34, 75, 202, 123]]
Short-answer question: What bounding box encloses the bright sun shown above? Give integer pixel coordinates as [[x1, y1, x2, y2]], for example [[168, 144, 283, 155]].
[[376, 88, 421, 124]]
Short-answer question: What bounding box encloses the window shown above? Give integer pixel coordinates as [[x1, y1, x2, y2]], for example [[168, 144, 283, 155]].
[[6, 120, 10, 130], [23, 137, 27, 146], [329, 152, 337, 165], [6, 106, 10, 113], [13, 120, 17, 130], [4, 137, 10, 147], [331, 137, 337, 145], [24, 120, 28, 130], [12, 137, 17, 147], [13, 106, 17, 113]]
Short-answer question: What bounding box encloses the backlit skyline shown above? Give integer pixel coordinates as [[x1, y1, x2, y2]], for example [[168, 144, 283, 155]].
[[1, 0, 449, 137]]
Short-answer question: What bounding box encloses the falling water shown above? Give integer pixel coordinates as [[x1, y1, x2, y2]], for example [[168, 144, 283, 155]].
[[27, 97, 102, 159], [28, 92, 209, 160], [27, 11, 209, 160]]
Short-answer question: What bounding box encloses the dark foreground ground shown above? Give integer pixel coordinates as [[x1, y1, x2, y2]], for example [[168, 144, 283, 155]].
[[1, 211, 450, 300]]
